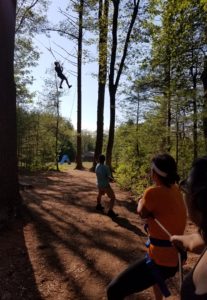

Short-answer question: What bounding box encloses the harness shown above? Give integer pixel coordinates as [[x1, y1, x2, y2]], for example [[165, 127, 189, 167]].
[[144, 219, 187, 298]]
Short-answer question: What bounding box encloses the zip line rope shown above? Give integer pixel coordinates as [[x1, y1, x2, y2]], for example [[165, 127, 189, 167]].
[[34, 37, 77, 77], [69, 86, 76, 120], [34, 36, 77, 124]]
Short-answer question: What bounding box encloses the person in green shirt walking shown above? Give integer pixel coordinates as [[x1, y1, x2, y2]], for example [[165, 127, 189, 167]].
[[95, 154, 118, 218]]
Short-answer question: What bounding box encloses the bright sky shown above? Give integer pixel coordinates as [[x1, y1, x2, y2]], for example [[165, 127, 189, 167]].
[[31, 0, 111, 132]]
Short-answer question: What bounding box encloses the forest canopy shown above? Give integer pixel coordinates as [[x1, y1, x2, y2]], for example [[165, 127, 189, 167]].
[[15, 0, 207, 194]]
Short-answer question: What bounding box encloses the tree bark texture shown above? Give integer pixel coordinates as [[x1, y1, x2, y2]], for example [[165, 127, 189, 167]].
[[76, 0, 84, 169], [106, 0, 140, 167], [201, 56, 207, 153], [0, 0, 20, 225], [92, 0, 109, 171]]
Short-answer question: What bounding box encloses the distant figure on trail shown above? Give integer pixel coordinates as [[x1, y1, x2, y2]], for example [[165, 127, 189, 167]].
[[107, 153, 187, 300], [95, 154, 118, 218], [54, 61, 72, 89]]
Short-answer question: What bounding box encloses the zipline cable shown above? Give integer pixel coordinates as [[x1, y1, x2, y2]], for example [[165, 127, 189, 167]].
[[34, 37, 77, 77], [70, 86, 77, 120]]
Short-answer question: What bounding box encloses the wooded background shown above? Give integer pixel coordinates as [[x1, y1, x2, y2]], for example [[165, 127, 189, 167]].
[[1, 0, 207, 224]]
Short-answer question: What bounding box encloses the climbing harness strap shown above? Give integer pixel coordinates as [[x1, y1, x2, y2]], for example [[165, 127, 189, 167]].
[[146, 237, 172, 248]]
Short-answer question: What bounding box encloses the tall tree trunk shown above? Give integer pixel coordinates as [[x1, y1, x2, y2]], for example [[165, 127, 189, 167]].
[[92, 0, 109, 171], [106, 0, 140, 167], [106, 0, 119, 167], [165, 47, 172, 152], [55, 79, 60, 171], [0, 0, 20, 225], [76, 0, 84, 169], [106, 87, 116, 167], [175, 102, 179, 164], [190, 65, 198, 159], [167, 92, 171, 152], [201, 56, 207, 153], [136, 93, 140, 156]]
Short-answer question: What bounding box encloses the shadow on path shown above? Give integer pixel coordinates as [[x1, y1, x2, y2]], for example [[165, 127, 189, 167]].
[[111, 216, 147, 238], [0, 218, 42, 300]]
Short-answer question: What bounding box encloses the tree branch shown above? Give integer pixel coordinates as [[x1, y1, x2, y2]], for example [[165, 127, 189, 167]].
[[15, 0, 40, 33]]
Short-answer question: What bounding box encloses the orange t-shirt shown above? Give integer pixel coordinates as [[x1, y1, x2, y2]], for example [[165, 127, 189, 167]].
[[142, 184, 187, 267]]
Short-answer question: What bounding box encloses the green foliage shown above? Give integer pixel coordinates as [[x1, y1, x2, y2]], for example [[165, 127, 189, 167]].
[[113, 122, 150, 195], [113, 0, 207, 193], [15, 0, 207, 193], [81, 130, 96, 153], [17, 107, 75, 171], [15, 0, 49, 103]]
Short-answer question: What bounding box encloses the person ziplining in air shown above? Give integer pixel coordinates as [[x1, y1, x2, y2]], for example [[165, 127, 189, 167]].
[[54, 61, 72, 89]]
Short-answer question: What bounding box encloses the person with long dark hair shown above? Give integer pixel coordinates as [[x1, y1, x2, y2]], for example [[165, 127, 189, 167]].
[[107, 153, 187, 300], [171, 156, 207, 299]]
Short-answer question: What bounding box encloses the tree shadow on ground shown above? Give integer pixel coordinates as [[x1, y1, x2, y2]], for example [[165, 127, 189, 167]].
[[117, 198, 138, 214], [111, 216, 147, 238], [0, 218, 42, 300], [22, 191, 146, 299], [19, 170, 182, 300]]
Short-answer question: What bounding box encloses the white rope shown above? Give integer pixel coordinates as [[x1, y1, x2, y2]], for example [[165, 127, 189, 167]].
[[69, 88, 76, 120], [154, 218, 171, 237]]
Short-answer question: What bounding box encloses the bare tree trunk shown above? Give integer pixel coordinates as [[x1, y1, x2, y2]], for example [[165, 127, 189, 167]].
[[167, 92, 171, 152], [106, 0, 140, 167], [106, 88, 116, 167], [190, 66, 198, 159], [175, 102, 179, 164], [165, 49, 172, 153], [92, 0, 109, 171], [136, 93, 140, 156], [76, 0, 84, 169], [55, 78, 60, 171], [0, 0, 20, 226], [201, 56, 207, 153]]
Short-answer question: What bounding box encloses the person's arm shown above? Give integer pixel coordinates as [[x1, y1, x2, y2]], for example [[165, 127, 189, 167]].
[[171, 232, 205, 254], [106, 166, 114, 182], [137, 197, 152, 219]]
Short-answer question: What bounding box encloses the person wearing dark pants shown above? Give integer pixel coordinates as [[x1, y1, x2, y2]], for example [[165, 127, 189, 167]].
[[54, 61, 72, 89], [107, 153, 187, 300], [171, 156, 207, 300], [107, 256, 177, 300]]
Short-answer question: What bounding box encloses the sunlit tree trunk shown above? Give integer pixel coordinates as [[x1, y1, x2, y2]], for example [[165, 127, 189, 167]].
[[55, 78, 60, 171], [201, 56, 207, 153], [92, 0, 109, 171], [106, 0, 140, 167], [76, 0, 84, 169], [191, 66, 198, 160]]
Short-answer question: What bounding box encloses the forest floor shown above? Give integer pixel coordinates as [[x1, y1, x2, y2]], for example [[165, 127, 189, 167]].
[[0, 164, 199, 300]]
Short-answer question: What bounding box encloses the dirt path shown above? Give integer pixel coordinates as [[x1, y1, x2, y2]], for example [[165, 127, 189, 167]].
[[0, 168, 198, 299]]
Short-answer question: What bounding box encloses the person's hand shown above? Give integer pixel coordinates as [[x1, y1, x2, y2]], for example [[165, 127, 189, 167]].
[[137, 195, 143, 202], [109, 177, 115, 183], [170, 235, 186, 251], [171, 233, 205, 254]]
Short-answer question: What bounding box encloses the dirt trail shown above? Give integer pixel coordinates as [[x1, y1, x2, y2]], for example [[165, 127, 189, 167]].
[[0, 168, 198, 299]]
